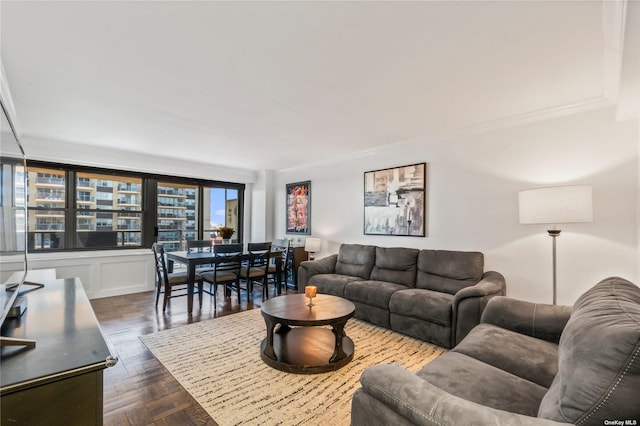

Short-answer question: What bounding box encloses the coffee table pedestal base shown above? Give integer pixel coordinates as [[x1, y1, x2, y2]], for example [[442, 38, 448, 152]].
[[260, 327, 354, 374]]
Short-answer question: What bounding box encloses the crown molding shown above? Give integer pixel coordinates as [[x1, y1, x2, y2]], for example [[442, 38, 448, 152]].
[[452, 96, 615, 137], [602, 0, 628, 103], [279, 95, 616, 174], [616, 0, 639, 121]]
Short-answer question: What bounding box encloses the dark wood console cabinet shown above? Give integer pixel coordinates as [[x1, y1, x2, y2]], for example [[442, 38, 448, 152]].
[[1, 278, 115, 426]]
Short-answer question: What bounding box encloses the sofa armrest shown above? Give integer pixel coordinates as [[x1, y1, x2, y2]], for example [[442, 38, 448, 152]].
[[297, 254, 338, 291], [451, 271, 506, 346], [454, 271, 506, 302], [353, 364, 568, 426], [480, 297, 572, 343]]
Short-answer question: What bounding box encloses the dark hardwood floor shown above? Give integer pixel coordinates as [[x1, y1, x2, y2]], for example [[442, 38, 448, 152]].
[[91, 283, 293, 425]]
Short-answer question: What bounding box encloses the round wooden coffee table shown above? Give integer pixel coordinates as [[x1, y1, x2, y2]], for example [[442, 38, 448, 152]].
[[260, 294, 355, 374]]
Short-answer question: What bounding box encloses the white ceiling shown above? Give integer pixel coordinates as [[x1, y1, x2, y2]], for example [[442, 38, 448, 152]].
[[0, 1, 636, 172]]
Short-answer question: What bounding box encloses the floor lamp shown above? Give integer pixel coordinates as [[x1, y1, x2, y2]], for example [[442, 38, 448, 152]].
[[518, 185, 593, 304]]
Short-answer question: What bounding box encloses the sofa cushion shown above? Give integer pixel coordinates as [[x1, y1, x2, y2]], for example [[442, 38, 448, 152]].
[[453, 323, 559, 388], [353, 303, 393, 328], [345, 280, 408, 310], [389, 288, 453, 326], [390, 313, 453, 348], [308, 273, 364, 298], [418, 352, 548, 417], [538, 277, 640, 424], [334, 244, 376, 280], [369, 247, 418, 287], [416, 249, 483, 294]]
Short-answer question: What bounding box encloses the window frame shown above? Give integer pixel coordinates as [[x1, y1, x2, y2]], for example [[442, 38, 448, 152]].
[[22, 160, 245, 253]]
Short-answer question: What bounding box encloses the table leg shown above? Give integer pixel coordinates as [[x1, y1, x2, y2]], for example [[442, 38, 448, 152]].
[[330, 320, 348, 362], [187, 264, 195, 314], [263, 317, 277, 360]]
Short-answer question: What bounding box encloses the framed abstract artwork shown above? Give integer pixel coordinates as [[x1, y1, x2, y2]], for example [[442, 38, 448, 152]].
[[286, 181, 311, 235], [364, 163, 426, 236]]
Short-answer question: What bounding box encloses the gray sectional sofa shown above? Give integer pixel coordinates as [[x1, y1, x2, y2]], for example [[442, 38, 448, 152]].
[[351, 276, 640, 426], [298, 243, 506, 348]]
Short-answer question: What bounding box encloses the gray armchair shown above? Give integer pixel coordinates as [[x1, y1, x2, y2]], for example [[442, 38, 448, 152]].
[[351, 276, 640, 426], [354, 365, 563, 426]]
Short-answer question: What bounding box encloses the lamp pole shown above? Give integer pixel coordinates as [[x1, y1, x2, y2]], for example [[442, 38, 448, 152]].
[[547, 229, 561, 305], [519, 185, 593, 306]]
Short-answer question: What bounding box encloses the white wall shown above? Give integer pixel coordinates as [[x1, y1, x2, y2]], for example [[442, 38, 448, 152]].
[[250, 170, 277, 242], [275, 107, 639, 305]]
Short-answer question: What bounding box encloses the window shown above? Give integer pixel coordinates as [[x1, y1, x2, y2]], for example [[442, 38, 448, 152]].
[[75, 172, 143, 248], [5, 160, 245, 253], [27, 166, 66, 250], [157, 182, 197, 251], [96, 217, 112, 229], [203, 187, 239, 242], [0, 160, 26, 253]]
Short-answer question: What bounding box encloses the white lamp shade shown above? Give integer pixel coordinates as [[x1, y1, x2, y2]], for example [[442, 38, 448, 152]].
[[519, 185, 593, 225], [304, 238, 321, 252]]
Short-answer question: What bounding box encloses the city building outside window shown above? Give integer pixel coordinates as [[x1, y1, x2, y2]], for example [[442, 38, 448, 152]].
[[203, 187, 239, 243], [75, 172, 143, 248], [27, 166, 66, 250], [157, 182, 197, 251], [0, 160, 26, 253]]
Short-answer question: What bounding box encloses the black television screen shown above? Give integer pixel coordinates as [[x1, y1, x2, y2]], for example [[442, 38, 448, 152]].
[[0, 90, 31, 346]]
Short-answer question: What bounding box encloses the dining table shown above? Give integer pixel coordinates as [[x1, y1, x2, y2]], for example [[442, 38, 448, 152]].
[[166, 248, 284, 313]]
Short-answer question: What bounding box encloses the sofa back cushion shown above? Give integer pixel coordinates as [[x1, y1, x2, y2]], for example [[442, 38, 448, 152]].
[[538, 277, 640, 424], [415, 250, 484, 294], [334, 244, 376, 280], [370, 247, 419, 287]]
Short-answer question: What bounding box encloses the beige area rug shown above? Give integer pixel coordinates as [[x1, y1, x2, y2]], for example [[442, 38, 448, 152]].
[[140, 308, 445, 426]]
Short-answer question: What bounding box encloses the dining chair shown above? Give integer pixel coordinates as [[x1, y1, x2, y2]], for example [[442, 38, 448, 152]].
[[267, 238, 291, 294], [199, 243, 244, 306], [240, 242, 272, 300], [152, 243, 204, 311], [186, 239, 215, 272], [186, 239, 212, 253]]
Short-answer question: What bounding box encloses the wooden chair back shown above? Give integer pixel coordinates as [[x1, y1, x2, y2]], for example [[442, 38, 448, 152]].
[[273, 237, 291, 259], [246, 242, 272, 271], [271, 238, 292, 281], [187, 239, 212, 253], [152, 242, 202, 310], [213, 243, 244, 281], [152, 243, 169, 286]]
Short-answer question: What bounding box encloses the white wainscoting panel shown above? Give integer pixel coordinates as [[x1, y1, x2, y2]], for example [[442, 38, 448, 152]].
[[0, 249, 155, 299]]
